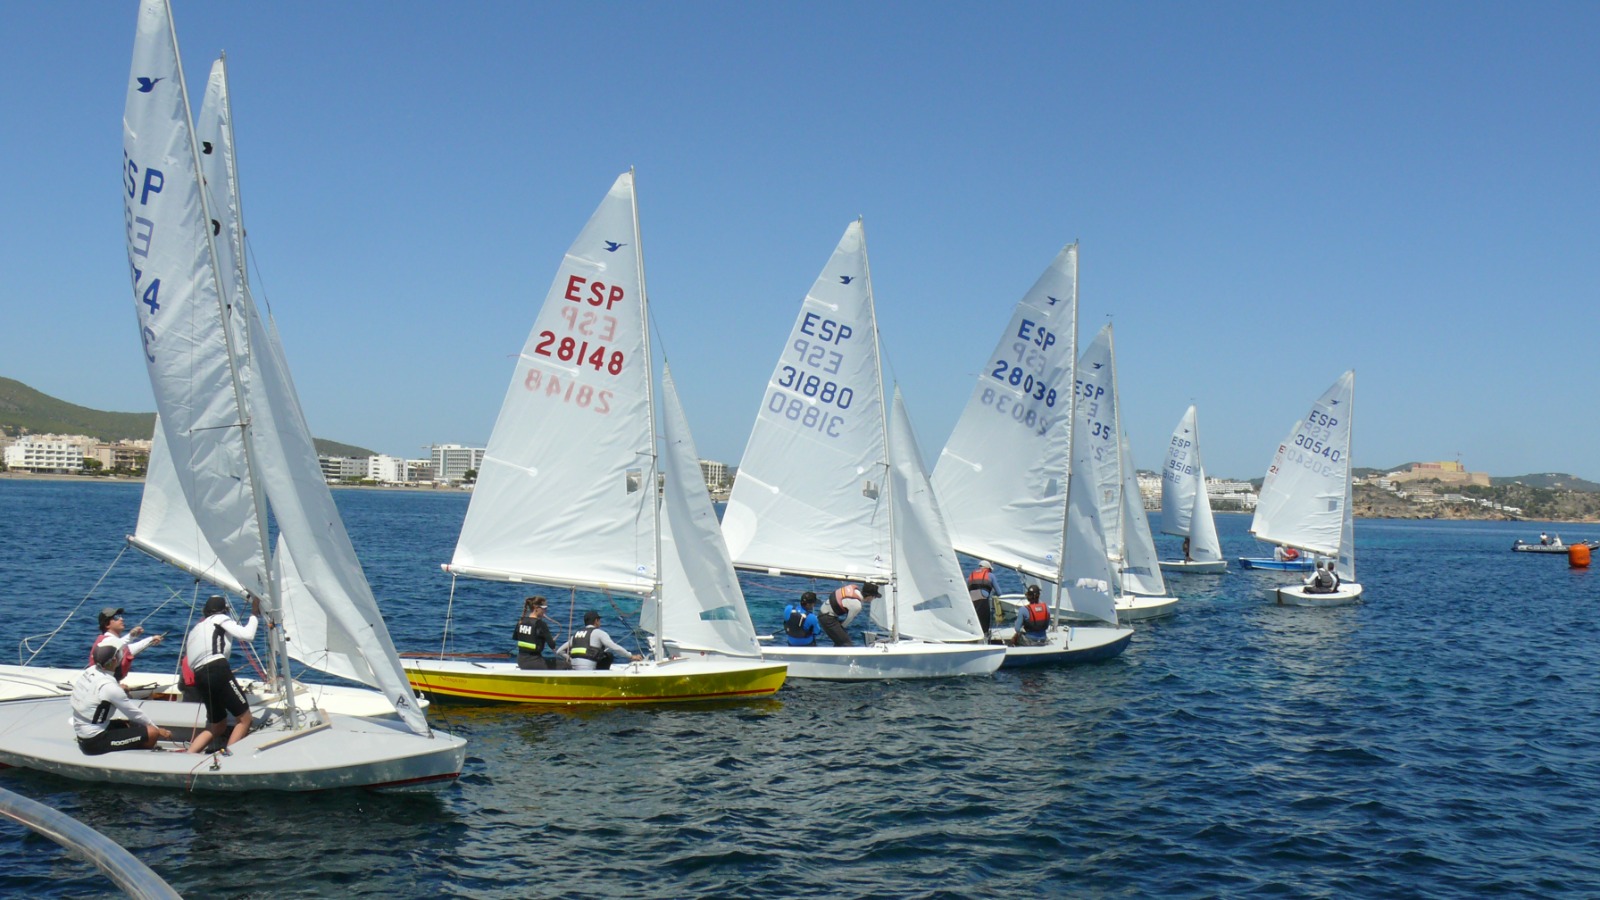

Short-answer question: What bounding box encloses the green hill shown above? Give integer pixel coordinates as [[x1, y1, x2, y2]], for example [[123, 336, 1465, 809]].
[[1492, 472, 1600, 493], [1, 377, 375, 458]]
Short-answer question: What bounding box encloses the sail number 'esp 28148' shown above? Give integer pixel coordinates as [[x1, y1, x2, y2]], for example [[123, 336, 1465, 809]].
[[766, 312, 855, 438], [522, 274, 629, 415]]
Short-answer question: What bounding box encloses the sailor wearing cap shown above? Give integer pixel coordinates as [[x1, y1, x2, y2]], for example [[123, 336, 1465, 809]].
[[88, 605, 164, 684], [183, 594, 261, 754], [556, 611, 642, 670], [70, 643, 172, 755]]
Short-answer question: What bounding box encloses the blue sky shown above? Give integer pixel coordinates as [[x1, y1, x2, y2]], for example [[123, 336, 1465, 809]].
[[5, 2, 1597, 481]]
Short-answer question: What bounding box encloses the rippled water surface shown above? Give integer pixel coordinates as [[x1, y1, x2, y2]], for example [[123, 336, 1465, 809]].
[[3, 480, 1598, 898]]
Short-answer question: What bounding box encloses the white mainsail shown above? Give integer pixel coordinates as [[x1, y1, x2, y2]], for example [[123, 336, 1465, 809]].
[[123, 6, 265, 599], [448, 173, 655, 594], [930, 244, 1078, 581], [129, 417, 248, 597], [872, 388, 985, 641], [644, 365, 763, 658], [1249, 370, 1356, 580], [1160, 406, 1224, 564], [1074, 324, 1167, 597], [722, 221, 890, 582]]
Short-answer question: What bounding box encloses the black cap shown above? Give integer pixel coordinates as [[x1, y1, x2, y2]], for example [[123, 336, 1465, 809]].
[[583, 610, 601, 624], [202, 595, 229, 616], [800, 591, 818, 605], [92, 642, 121, 670], [861, 582, 881, 598], [97, 607, 124, 629]]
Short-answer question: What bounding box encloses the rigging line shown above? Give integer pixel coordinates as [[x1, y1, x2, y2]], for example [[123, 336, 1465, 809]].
[[21, 544, 133, 666], [439, 574, 459, 660]]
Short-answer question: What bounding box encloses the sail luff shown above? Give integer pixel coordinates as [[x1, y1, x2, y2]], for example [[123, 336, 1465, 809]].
[[629, 170, 666, 661]]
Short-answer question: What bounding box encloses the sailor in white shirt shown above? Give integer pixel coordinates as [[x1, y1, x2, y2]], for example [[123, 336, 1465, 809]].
[[70, 643, 171, 755], [183, 594, 260, 754]]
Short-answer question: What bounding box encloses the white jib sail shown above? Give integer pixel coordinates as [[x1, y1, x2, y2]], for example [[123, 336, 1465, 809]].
[[1249, 370, 1355, 561], [871, 388, 985, 642], [722, 220, 891, 581], [450, 172, 655, 594], [1059, 407, 1120, 625], [1117, 426, 1167, 596], [1073, 325, 1129, 559], [195, 54, 427, 731], [123, 0, 266, 598], [645, 365, 763, 658], [930, 244, 1078, 581]]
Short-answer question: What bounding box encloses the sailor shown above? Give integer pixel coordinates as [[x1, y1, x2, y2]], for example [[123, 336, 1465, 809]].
[[1304, 562, 1338, 594], [1540, 532, 1550, 546], [966, 560, 996, 637], [816, 586, 865, 647], [1010, 584, 1052, 646], [88, 605, 164, 685], [70, 643, 171, 755], [557, 611, 642, 670], [783, 592, 824, 647], [513, 596, 558, 669], [183, 594, 259, 754]]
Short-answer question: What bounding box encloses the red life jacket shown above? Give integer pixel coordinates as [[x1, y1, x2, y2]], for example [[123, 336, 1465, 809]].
[[1023, 601, 1051, 631], [966, 567, 994, 591], [1283, 547, 1300, 560]]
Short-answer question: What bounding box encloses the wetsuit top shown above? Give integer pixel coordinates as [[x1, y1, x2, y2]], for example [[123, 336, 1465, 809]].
[[69, 666, 152, 740], [184, 613, 258, 670]]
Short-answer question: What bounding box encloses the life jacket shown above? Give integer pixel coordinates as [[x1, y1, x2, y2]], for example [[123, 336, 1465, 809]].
[[569, 625, 598, 659], [824, 597, 847, 617], [515, 615, 548, 652], [833, 585, 863, 604], [1023, 600, 1051, 633], [1282, 547, 1300, 560], [783, 605, 812, 639], [966, 566, 994, 592]]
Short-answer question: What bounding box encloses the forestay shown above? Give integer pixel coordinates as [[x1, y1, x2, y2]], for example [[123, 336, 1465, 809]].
[[1250, 370, 1356, 577], [722, 221, 891, 581], [930, 244, 1078, 581], [449, 173, 656, 594], [872, 389, 985, 642]]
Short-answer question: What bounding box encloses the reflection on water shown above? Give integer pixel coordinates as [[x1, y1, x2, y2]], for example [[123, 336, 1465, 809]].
[[2, 484, 1599, 897]]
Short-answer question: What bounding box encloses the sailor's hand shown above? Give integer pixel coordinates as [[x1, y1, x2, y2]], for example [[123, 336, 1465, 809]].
[[149, 634, 164, 646], [630, 654, 643, 662], [155, 727, 172, 740], [130, 625, 145, 638]]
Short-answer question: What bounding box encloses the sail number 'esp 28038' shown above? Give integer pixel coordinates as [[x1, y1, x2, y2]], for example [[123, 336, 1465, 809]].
[[521, 274, 630, 415], [978, 318, 1063, 436], [766, 312, 856, 438]]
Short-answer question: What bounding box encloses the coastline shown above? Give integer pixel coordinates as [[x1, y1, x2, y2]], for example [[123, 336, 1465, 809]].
[[3, 470, 1592, 521]]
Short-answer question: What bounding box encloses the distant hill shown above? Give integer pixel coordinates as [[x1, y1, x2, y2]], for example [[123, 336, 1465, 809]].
[[1492, 473, 1600, 493], [0, 377, 375, 458]]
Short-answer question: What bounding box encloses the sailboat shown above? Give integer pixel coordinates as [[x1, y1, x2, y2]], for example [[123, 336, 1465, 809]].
[[931, 244, 1134, 666], [1248, 371, 1363, 606], [400, 173, 787, 704], [721, 221, 1005, 679], [1072, 324, 1178, 620], [1158, 406, 1228, 574], [0, 0, 466, 791]]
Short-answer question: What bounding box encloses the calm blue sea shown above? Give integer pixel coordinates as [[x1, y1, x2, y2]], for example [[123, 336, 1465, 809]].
[[2, 478, 1599, 898]]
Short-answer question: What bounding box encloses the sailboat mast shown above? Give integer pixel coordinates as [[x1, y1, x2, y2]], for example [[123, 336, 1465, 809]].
[[631, 170, 665, 661], [858, 219, 897, 641], [168, 25, 295, 718], [1051, 242, 1080, 621]]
